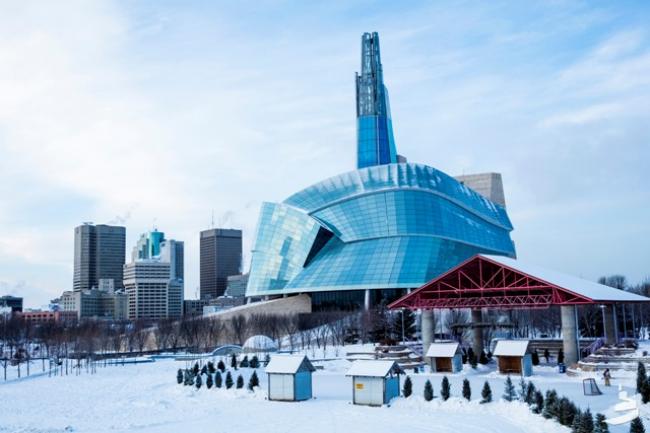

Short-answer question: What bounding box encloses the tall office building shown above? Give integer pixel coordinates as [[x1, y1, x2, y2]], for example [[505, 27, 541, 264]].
[[123, 261, 182, 320], [200, 228, 242, 300], [356, 32, 398, 169], [73, 223, 126, 291], [160, 239, 184, 282]]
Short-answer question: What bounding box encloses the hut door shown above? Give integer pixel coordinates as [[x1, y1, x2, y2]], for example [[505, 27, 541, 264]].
[[270, 374, 294, 400]]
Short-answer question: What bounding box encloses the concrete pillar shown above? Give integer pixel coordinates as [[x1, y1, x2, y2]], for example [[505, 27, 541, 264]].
[[603, 304, 617, 346], [364, 289, 371, 311], [561, 305, 579, 366], [471, 309, 484, 356], [421, 309, 434, 355]]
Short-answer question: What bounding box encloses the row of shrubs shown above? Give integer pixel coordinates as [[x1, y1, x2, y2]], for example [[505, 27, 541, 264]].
[[177, 366, 260, 391], [401, 375, 618, 433]]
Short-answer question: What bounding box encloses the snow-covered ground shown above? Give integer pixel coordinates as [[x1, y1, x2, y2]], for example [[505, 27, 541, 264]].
[[0, 345, 646, 433]]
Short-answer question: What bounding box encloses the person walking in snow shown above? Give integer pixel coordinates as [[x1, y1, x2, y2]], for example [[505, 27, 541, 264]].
[[603, 368, 611, 386]]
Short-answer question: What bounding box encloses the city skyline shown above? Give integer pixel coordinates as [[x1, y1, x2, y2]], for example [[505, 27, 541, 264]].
[[1, 1, 650, 307]]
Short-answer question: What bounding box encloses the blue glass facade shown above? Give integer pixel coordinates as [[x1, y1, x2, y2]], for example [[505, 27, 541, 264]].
[[246, 163, 516, 297]]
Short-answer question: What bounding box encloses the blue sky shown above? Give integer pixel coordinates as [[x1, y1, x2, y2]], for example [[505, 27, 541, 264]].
[[1, 1, 649, 307]]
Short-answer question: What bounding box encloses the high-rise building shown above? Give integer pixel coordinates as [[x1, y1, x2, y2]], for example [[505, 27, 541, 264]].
[[200, 228, 242, 300], [73, 223, 126, 291], [131, 229, 166, 262], [60, 282, 128, 321], [123, 261, 182, 320], [454, 173, 507, 208], [160, 239, 184, 282], [356, 32, 397, 169], [0, 295, 23, 313]]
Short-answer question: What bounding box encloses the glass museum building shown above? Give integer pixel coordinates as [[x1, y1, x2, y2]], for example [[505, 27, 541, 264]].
[[246, 33, 516, 309]]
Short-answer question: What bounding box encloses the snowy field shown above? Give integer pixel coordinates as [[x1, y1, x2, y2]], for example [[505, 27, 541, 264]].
[[0, 347, 646, 433]]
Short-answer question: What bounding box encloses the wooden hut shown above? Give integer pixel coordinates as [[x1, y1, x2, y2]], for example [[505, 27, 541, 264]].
[[493, 340, 533, 377], [346, 360, 404, 406], [266, 355, 315, 401], [426, 342, 463, 373]]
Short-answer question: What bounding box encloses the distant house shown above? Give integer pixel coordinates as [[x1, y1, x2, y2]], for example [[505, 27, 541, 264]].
[[426, 342, 463, 373], [493, 340, 532, 377], [346, 360, 404, 406], [266, 355, 315, 401]]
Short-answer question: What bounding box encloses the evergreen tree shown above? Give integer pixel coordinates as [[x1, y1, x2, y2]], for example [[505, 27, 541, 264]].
[[480, 381, 492, 403], [630, 417, 645, 433], [195, 373, 202, 389], [393, 309, 416, 341], [580, 409, 594, 433], [543, 390, 559, 419], [424, 380, 434, 401], [524, 381, 536, 405], [558, 397, 578, 426], [638, 362, 647, 394], [518, 376, 527, 401], [240, 355, 250, 368], [571, 411, 582, 433], [441, 376, 451, 401], [208, 361, 216, 374], [215, 371, 223, 388], [201, 365, 208, 375], [593, 413, 609, 433], [531, 350, 540, 366], [532, 390, 544, 414], [217, 360, 226, 372], [478, 350, 489, 365], [225, 371, 234, 389], [193, 362, 199, 375], [466, 348, 475, 365], [250, 356, 259, 369], [543, 348, 550, 363], [184, 369, 193, 386], [558, 349, 564, 365], [642, 379, 650, 404], [502, 375, 516, 402], [230, 353, 237, 369], [469, 351, 478, 369], [177, 369, 183, 384], [264, 353, 271, 366], [403, 376, 413, 398], [462, 378, 471, 401], [206, 373, 213, 389], [236, 374, 244, 389], [248, 371, 259, 390]]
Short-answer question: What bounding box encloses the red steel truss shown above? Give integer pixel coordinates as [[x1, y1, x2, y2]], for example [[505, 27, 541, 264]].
[[389, 255, 596, 310]]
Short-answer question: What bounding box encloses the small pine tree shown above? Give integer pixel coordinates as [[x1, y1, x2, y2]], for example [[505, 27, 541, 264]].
[[177, 369, 183, 384], [250, 356, 259, 369], [462, 378, 471, 401], [230, 354, 237, 369], [248, 371, 259, 390], [638, 362, 647, 394], [543, 348, 550, 363], [208, 361, 216, 374], [424, 380, 434, 401], [531, 350, 540, 366], [558, 397, 578, 426], [543, 390, 559, 419], [580, 409, 594, 433], [480, 381, 492, 403], [201, 364, 208, 375], [466, 348, 475, 365], [478, 350, 489, 365], [193, 362, 199, 375], [217, 360, 226, 372], [593, 413, 609, 433], [206, 373, 213, 389], [441, 376, 451, 401], [525, 381, 536, 405], [469, 351, 478, 369], [571, 411, 582, 433], [502, 375, 516, 402], [236, 374, 244, 389], [240, 355, 250, 368], [215, 371, 223, 388], [403, 376, 413, 398], [532, 390, 544, 414], [195, 373, 202, 389], [518, 376, 527, 401], [630, 417, 645, 433], [225, 371, 233, 389], [264, 353, 270, 366], [642, 379, 650, 404], [184, 369, 193, 386]]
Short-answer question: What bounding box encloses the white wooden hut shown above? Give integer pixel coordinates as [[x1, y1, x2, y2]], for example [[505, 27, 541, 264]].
[[266, 355, 315, 401], [346, 360, 404, 406], [426, 342, 463, 373], [493, 340, 533, 377]]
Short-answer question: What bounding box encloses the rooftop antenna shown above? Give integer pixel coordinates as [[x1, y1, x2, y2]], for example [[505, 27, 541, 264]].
[[211, 210, 215, 228]]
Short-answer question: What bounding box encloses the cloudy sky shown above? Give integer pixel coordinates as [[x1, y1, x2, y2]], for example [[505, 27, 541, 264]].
[[1, 1, 649, 307]]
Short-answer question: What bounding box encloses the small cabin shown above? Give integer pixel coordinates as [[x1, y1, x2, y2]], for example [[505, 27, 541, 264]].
[[265, 355, 315, 401], [346, 360, 404, 406], [493, 340, 532, 377], [426, 342, 463, 373]]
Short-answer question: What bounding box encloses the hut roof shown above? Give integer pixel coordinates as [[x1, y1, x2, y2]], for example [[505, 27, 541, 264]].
[[265, 355, 315, 374], [425, 342, 460, 358], [346, 360, 404, 377], [493, 340, 530, 357]]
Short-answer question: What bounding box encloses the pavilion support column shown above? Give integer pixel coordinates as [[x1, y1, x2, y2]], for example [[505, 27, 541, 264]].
[[364, 289, 371, 311], [561, 305, 579, 366], [603, 304, 617, 346], [471, 309, 484, 356], [421, 309, 434, 356]]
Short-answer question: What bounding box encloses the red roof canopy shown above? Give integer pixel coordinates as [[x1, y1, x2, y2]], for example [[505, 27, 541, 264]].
[[388, 254, 647, 310]]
